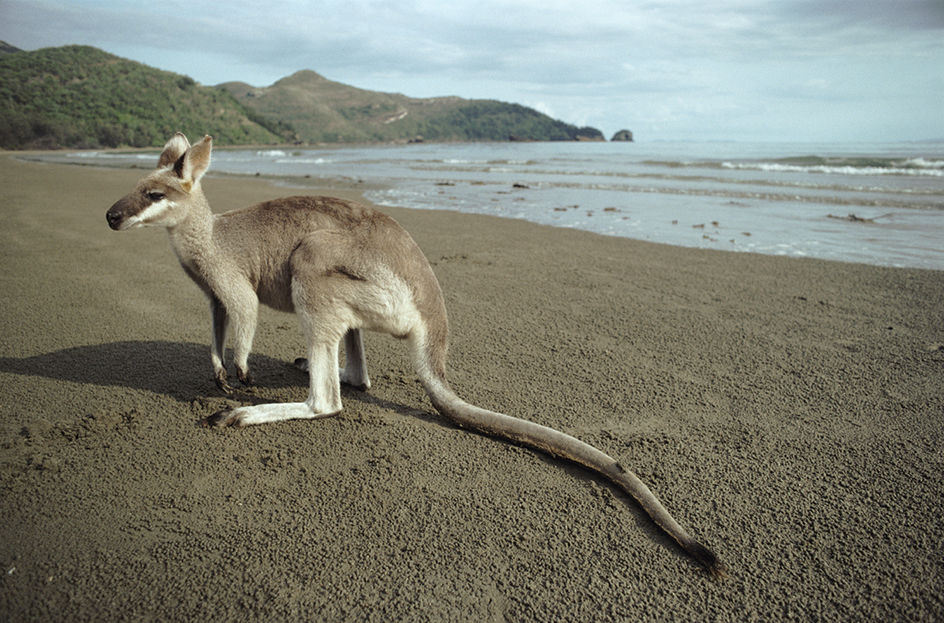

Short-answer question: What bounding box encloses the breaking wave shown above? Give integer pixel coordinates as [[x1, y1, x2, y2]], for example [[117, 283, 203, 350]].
[[722, 156, 944, 177]]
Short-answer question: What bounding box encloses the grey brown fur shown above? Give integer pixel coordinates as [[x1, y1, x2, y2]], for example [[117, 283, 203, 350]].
[[106, 133, 726, 578]]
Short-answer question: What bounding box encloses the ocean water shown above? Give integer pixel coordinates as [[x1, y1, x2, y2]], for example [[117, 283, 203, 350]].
[[52, 141, 943, 270]]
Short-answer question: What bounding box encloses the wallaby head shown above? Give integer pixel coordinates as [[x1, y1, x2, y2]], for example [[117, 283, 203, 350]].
[[106, 133, 212, 231]]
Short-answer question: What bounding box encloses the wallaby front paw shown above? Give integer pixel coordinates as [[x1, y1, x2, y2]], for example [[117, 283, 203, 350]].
[[237, 368, 253, 386], [214, 372, 233, 394]]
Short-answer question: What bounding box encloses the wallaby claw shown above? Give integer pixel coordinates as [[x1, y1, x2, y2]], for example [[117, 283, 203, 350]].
[[214, 372, 233, 394]]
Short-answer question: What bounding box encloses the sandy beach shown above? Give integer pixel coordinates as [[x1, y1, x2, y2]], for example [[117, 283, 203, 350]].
[[1, 153, 942, 621]]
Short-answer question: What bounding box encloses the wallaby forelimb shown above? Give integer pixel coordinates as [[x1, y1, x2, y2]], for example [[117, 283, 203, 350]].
[[106, 133, 727, 579]]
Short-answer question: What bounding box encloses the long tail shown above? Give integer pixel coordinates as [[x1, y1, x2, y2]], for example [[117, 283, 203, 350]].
[[415, 365, 727, 579]]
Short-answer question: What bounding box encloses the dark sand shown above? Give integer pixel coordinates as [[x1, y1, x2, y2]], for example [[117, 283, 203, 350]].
[[1, 154, 942, 621]]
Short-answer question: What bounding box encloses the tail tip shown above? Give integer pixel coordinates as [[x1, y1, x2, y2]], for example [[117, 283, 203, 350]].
[[689, 542, 728, 581]]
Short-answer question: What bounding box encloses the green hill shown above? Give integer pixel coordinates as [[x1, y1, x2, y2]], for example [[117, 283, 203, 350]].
[[220, 70, 604, 144], [0, 42, 604, 149], [0, 45, 283, 149]]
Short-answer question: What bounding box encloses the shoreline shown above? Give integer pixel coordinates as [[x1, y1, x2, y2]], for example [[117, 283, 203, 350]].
[[1, 155, 942, 621], [18, 143, 944, 272]]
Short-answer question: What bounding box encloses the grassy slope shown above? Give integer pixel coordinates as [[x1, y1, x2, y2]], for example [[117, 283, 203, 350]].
[[0, 45, 282, 149], [222, 70, 604, 143], [0, 42, 604, 149]]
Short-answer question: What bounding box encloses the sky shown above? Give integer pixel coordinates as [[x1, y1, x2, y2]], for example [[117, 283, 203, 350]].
[[2, 0, 942, 143]]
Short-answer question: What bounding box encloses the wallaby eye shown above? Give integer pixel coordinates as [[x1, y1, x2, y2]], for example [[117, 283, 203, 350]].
[[146, 190, 166, 202]]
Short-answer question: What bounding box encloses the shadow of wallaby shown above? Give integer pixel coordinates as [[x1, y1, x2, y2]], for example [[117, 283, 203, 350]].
[[0, 340, 437, 423], [0, 341, 300, 402], [0, 342, 683, 566]]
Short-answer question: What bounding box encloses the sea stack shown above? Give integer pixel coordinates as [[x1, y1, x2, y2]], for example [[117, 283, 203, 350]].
[[611, 129, 634, 142]]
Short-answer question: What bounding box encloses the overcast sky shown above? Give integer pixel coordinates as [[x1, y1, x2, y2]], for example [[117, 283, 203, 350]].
[[3, 0, 942, 142]]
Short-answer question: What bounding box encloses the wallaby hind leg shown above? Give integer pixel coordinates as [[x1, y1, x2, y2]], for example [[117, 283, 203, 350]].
[[340, 328, 371, 390], [209, 338, 344, 427], [296, 328, 371, 390], [209, 317, 345, 428]]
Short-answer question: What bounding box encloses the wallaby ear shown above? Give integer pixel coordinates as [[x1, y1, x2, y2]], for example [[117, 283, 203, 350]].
[[177, 135, 213, 193], [158, 133, 191, 169]]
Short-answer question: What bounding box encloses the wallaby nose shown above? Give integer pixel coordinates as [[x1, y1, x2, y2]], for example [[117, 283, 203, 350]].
[[106, 207, 124, 230]]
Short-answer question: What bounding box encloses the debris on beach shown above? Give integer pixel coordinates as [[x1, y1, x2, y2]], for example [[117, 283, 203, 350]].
[[827, 212, 893, 224], [828, 213, 875, 223]]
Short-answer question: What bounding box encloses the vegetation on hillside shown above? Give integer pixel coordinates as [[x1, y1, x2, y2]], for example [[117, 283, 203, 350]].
[[418, 101, 603, 142], [0, 45, 283, 149], [1, 43, 607, 149], [222, 70, 604, 144]]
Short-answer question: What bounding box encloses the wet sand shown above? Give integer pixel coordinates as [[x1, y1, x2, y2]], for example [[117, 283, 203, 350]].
[[1, 154, 942, 621]]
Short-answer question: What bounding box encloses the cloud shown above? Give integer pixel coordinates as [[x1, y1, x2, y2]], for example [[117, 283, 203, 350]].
[[2, 0, 942, 141]]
